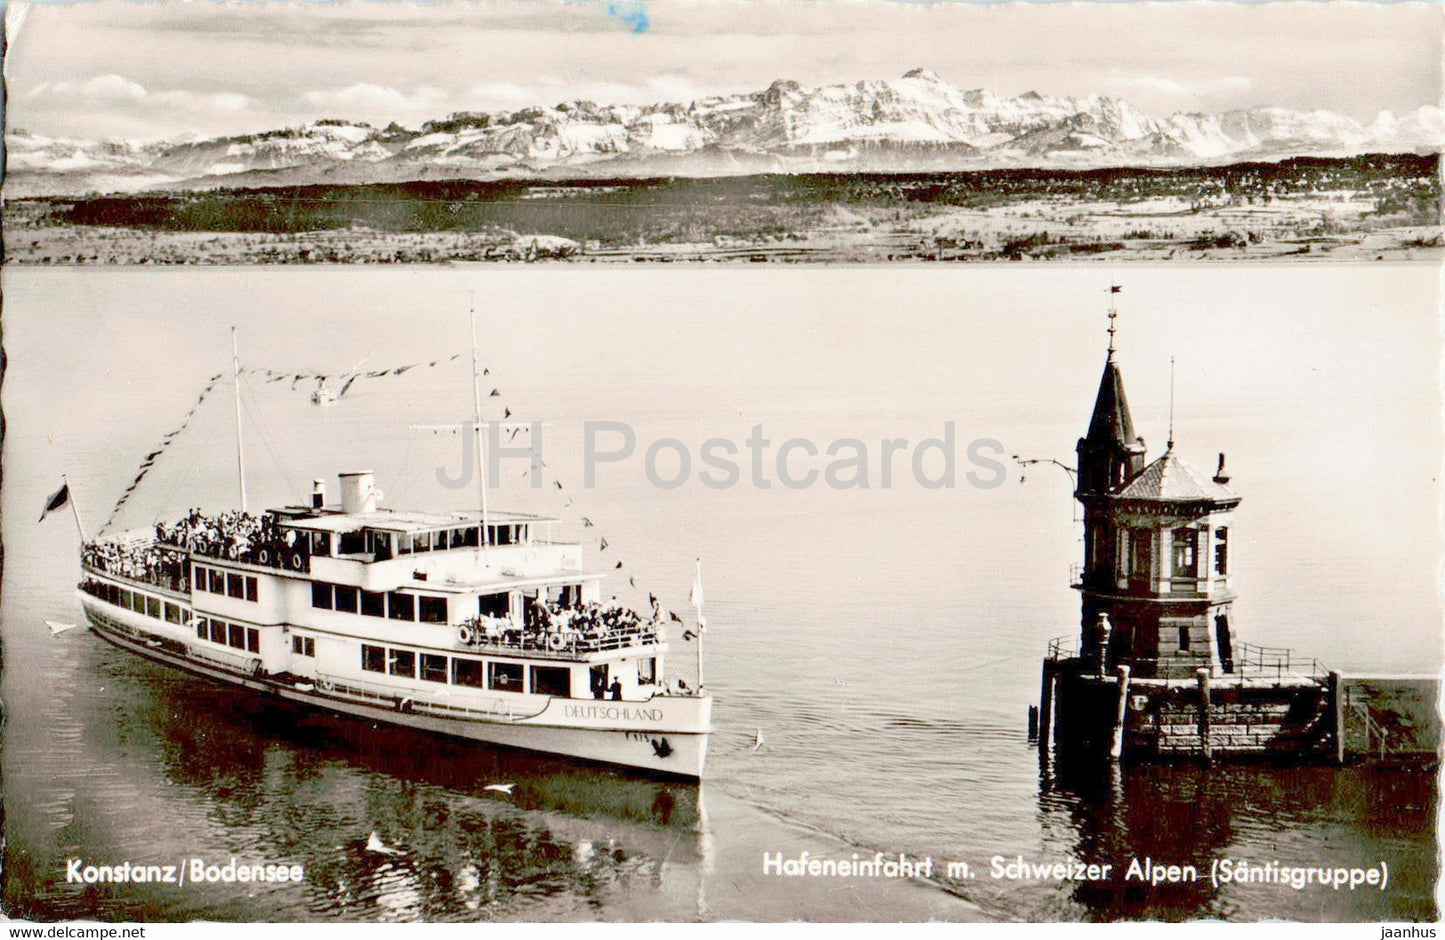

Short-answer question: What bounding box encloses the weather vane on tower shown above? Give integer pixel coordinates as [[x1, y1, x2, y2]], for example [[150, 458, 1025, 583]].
[[1106, 283, 1122, 358]]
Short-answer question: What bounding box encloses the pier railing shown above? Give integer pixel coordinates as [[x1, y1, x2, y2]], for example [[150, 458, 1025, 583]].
[[1046, 635, 1078, 662], [1231, 641, 1326, 680], [1043, 633, 1323, 679]]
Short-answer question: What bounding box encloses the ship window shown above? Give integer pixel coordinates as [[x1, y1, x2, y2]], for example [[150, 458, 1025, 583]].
[[419, 596, 448, 624], [291, 635, 308, 656], [530, 666, 570, 698], [1214, 527, 1229, 575], [361, 591, 385, 618], [362, 644, 385, 673], [1172, 528, 1198, 578], [420, 653, 448, 683], [132, 592, 147, 614], [197, 618, 209, 640], [145, 596, 161, 619], [1178, 623, 1191, 651], [164, 603, 182, 625], [387, 593, 415, 621], [246, 628, 260, 654], [119, 588, 132, 609], [448, 528, 466, 549], [228, 623, 245, 649], [429, 531, 445, 551], [310, 532, 331, 557], [639, 657, 657, 684], [396, 534, 412, 555], [463, 526, 480, 547], [210, 620, 226, 644], [369, 532, 394, 561], [193, 564, 206, 586], [388, 649, 415, 678], [245, 577, 258, 602], [208, 569, 224, 594], [453, 658, 484, 687], [489, 662, 523, 691], [338, 531, 365, 555], [334, 585, 359, 613], [311, 582, 333, 609], [226, 573, 243, 598], [478, 593, 509, 618]]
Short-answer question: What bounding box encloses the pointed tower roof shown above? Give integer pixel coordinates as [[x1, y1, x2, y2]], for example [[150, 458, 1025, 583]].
[[1085, 356, 1138, 448]]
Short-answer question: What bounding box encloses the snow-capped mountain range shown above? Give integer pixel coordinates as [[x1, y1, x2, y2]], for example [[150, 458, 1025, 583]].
[[8, 69, 1443, 195]]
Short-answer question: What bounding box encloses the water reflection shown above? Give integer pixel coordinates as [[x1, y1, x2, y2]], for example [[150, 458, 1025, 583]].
[[1039, 753, 1439, 922], [19, 647, 705, 922]]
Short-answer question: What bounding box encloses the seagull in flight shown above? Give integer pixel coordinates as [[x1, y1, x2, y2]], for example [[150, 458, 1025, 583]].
[[483, 783, 516, 795], [365, 832, 406, 856], [752, 728, 766, 752]]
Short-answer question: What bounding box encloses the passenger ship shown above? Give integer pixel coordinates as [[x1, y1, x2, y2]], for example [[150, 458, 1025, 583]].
[[74, 330, 712, 778]]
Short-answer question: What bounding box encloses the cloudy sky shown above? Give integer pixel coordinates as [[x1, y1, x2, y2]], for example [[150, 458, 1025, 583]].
[[6, 0, 1441, 141]]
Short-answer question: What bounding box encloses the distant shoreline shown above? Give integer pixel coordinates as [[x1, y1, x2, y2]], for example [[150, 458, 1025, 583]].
[[6, 156, 1436, 266]]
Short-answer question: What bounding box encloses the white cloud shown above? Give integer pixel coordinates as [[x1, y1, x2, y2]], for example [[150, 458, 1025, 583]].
[[1103, 74, 1252, 99], [82, 73, 149, 100], [152, 90, 255, 113], [25, 72, 148, 101], [301, 83, 445, 113]]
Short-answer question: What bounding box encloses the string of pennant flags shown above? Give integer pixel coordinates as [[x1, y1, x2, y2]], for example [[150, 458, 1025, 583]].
[[101, 372, 225, 535], [247, 353, 464, 398], [94, 351, 705, 641]]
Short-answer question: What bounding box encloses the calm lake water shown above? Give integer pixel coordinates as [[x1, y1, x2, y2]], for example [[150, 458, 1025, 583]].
[[2, 265, 1439, 922]]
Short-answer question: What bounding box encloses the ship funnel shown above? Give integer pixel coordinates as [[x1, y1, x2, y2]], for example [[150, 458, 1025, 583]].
[[1213, 452, 1230, 485], [311, 478, 326, 510], [339, 471, 381, 513]]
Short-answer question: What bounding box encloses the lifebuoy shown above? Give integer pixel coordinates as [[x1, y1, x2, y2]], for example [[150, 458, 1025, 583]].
[[547, 633, 566, 651], [457, 625, 475, 645], [226, 545, 239, 561], [258, 548, 271, 566], [289, 552, 303, 571]]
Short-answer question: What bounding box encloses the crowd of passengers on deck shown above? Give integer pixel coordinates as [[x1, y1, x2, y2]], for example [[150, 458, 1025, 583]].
[[464, 600, 659, 650], [155, 510, 285, 563], [81, 540, 189, 592]]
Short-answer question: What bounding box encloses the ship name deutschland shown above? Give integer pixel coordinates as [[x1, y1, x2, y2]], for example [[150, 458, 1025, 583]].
[[562, 704, 664, 722]]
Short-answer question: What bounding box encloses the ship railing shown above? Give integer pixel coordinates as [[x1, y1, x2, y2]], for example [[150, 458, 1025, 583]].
[[81, 540, 191, 594], [184, 535, 310, 574], [457, 616, 661, 656], [310, 672, 520, 721]]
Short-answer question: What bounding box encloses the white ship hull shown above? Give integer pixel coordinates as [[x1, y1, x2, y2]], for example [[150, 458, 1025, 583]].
[[81, 592, 711, 778]]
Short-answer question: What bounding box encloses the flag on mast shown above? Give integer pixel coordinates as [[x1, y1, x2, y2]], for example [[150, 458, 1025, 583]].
[[38, 482, 70, 522], [689, 558, 707, 631]]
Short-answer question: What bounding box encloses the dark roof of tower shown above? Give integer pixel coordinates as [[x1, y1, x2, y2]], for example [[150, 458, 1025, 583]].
[[1085, 357, 1138, 447], [1115, 450, 1238, 503]]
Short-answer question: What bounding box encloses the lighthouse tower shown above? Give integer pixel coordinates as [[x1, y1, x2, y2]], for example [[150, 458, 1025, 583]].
[[1073, 317, 1240, 680]]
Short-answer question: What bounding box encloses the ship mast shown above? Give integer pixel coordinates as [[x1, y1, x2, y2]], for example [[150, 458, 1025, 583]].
[[469, 295, 490, 548], [231, 326, 248, 513]]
